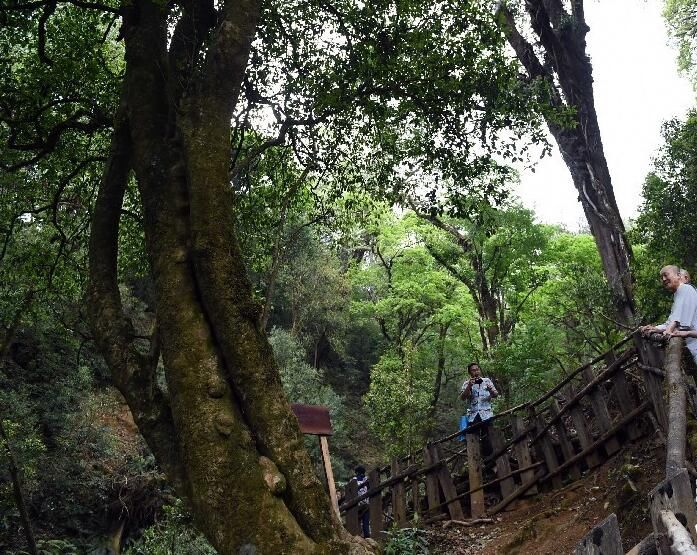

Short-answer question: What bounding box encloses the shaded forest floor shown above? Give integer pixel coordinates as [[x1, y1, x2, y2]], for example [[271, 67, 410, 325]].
[[426, 437, 663, 554]]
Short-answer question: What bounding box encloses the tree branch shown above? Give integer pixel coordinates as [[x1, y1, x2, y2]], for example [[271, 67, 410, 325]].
[[498, 3, 553, 84], [0, 0, 120, 14], [87, 106, 186, 491], [37, 0, 57, 65]]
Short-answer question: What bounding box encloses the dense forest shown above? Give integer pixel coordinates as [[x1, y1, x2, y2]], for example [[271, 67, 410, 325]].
[[1, 0, 697, 553]]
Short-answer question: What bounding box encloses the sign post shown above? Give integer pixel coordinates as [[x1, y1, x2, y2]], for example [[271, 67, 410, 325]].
[[290, 404, 339, 518]]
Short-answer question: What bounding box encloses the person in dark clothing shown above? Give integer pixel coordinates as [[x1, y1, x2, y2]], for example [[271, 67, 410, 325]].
[[352, 465, 370, 538]]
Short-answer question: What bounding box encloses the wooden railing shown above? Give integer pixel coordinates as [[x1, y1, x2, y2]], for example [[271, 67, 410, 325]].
[[342, 332, 670, 540], [576, 334, 697, 555]]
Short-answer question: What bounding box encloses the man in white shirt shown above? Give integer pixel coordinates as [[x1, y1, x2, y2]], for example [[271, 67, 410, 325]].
[[642, 265, 697, 363], [460, 362, 498, 423], [460, 362, 498, 456]]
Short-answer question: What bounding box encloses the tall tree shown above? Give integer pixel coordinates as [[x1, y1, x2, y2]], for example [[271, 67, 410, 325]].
[[409, 204, 549, 354], [635, 111, 697, 269], [664, 0, 697, 87], [498, 0, 636, 324], [85, 3, 370, 552]]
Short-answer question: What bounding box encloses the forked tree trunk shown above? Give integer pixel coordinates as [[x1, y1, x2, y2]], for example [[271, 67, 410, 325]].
[[500, 0, 635, 324], [87, 2, 374, 553]]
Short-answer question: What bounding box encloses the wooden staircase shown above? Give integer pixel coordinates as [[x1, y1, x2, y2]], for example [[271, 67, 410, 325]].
[[341, 332, 697, 555]]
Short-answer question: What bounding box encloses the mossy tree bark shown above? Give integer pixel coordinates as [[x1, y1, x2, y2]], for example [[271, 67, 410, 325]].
[[87, 1, 375, 553], [499, 0, 636, 325]]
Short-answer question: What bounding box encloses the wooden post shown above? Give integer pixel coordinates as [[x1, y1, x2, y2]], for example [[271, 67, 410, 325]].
[[423, 446, 441, 517], [345, 479, 360, 535], [368, 468, 383, 540], [648, 469, 697, 547], [575, 513, 623, 555], [605, 349, 641, 442], [625, 533, 658, 555], [466, 431, 486, 517], [564, 383, 602, 471], [665, 337, 687, 478], [634, 331, 666, 369], [658, 511, 697, 554], [489, 427, 515, 498], [582, 367, 621, 456], [511, 415, 538, 495], [634, 332, 669, 430], [550, 399, 581, 481], [391, 459, 407, 528], [318, 436, 340, 518], [411, 479, 420, 520], [430, 445, 465, 521], [530, 408, 562, 489], [613, 369, 641, 441]]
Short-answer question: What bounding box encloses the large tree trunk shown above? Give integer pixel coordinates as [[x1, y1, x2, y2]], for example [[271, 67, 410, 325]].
[[500, 0, 635, 324], [87, 2, 374, 553]]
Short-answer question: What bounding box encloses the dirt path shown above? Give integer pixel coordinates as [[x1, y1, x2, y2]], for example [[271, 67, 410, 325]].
[[426, 439, 663, 554]]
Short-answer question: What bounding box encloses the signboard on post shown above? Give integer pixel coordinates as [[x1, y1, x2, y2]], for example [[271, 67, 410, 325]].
[[291, 404, 339, 518], [291, 403, 333, 436]]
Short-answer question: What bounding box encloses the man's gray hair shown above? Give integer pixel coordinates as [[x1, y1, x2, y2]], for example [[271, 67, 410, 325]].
[[661, 264, 680, 275]]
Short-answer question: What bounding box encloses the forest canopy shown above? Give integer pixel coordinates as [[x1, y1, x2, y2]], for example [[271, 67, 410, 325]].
[[0, 0, 695, 553]]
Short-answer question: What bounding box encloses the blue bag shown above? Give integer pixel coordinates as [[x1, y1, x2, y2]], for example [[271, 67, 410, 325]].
[[457, 415, 468, 441]]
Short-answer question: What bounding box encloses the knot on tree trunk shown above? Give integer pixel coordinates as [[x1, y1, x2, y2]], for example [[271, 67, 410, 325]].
[[214, 412, 235, 437], [207, 376, 227, 398], [259, 456, 286, 495]]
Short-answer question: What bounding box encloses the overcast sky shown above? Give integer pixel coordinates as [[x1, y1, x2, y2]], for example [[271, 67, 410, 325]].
[[514, 0, 695, 231]]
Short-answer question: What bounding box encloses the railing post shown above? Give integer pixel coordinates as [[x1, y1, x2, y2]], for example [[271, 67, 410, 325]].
[[634, 332, 669, 430], [575, 513, 623, 555], [649, 469, 697, 549], [550, 399, 581, 481], [489, 426, 515, 498], [511, 415, 538, 495], [665, 336, 687, 477], [423, 445, 441, 519], [529, 406, 562, 489], [566, 385, 601, 470], [344, 479, 360, 535], [465, 431, 486, 517], [368, 468, 383, 540], [582, 367, 621, 456], [606, 350, 641, 442], [430, 445, 465, 521], [390, 459, 407, 528]]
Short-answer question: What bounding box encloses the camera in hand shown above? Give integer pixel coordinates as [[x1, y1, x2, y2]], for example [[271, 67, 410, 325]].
[[475, 378, 483, 385]]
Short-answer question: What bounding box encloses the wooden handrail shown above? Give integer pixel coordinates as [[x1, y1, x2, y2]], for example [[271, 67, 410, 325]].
[[480, 348, 635, 467], [540, 400, 650, 482], [424, 461, 545, 516], [531, 334, 635, 408], [340, 458, 449, 512], [432, 401, 531, 446], [665, 336, 687, 477], [527, 349, 636, 446], [350, 334, 654, 522]]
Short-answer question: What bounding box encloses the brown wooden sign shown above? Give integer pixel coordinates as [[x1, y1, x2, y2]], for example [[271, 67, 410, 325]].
[[291, 404, 333, 436]]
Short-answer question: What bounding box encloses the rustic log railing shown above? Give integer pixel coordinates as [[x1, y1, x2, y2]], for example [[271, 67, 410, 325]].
[[576, 334, 697, 555], [341, 332, 677, 541]]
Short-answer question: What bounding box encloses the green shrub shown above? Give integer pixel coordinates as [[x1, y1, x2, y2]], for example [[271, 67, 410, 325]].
[[384, 527, 430, 555], [123, 500, 216, 555], [15, 539, 79, 555]]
